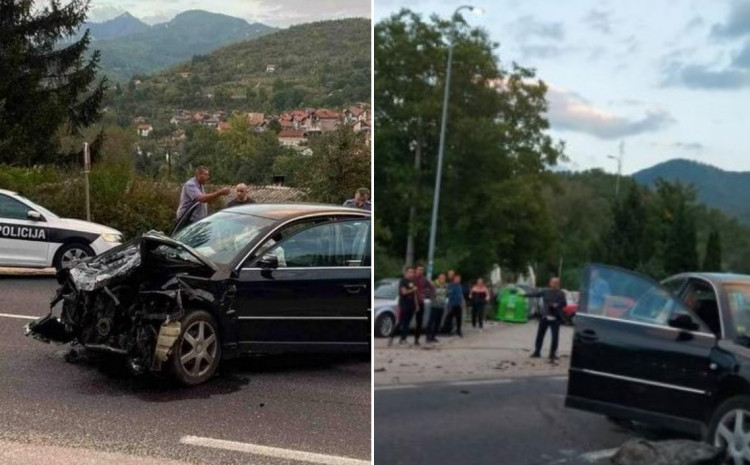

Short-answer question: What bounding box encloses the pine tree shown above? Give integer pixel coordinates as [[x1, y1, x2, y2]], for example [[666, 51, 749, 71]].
[[0, 0, 106, 166], [601, 183, 647, 270], [663, 201, 699, 274], [702, 230, 722, 272]]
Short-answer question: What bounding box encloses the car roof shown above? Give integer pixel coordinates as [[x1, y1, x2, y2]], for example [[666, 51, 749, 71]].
[[0, 189, 18, 196], [673, 272, 750, 285], [223, 203, 370, 221]]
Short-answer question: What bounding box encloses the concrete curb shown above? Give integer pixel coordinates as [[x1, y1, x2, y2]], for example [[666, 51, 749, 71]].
[[0, 267, 55, 276]]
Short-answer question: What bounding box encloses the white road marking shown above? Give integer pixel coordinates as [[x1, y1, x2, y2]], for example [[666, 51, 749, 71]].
[[374, 384, 418, 391], [180, 436, 371, 465], [579, 448, 619, 462], [0, 312, 38, 320], [448, 379, 514, 387]]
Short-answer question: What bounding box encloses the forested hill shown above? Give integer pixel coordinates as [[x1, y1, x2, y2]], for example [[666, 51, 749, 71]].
[[82, 10, 276, 81], [107, 18, 371, 116], [634, 159, 750, 226]]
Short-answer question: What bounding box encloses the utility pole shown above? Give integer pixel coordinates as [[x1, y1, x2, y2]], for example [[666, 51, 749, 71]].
[[83, 142, 91, 221], [607, 141, 625, 199]]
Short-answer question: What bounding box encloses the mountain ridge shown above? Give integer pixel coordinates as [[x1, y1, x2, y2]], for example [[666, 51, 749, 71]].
[[633, 158, 750, 225]]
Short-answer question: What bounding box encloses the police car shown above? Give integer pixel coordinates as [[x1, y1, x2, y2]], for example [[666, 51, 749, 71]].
[[0, 189, 122, 270]]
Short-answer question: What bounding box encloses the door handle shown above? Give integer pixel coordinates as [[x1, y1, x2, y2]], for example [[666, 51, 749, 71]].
[[579, 329, 598, 342], [343, 284, 366, 295]]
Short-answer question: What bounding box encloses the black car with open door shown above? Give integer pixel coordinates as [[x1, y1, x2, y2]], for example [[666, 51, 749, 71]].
[[566, 264, 750, 463], [26, 204, 371, 386]]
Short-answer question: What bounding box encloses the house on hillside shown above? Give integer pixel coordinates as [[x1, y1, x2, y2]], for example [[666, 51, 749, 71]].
[[217, 121, 232, 132], [179, 72, 191, 79], [277, 129, 308, 146], [247, 112, 265, 130], [344, 106, 368, 123], [309, 109, 340, 131], [137, 124, 153, 137], [353, 119, 370, 136], [266, 64, 277, 73]]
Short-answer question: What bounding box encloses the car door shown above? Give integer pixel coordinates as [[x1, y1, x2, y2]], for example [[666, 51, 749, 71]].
[[233, 217, 370, 351], [0, 194, 49, 266], [567, 265, 717, 433]]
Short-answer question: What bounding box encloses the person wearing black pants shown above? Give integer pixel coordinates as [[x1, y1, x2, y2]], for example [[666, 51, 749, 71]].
[[524, 276, 567, 361], [443, 274, 464, 337], [413, 266, 434, 346], [397, 267, 418, 345], [469, 278, 491, 330]]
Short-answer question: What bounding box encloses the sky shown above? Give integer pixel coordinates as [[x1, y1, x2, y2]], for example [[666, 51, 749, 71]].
[[85, 0, 371, 27], [375, 0, 750, 174]]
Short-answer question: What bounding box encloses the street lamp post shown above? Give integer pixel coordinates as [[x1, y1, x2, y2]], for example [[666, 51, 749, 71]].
[[607, 142, 625, 199], [426, 4, 484, 280]]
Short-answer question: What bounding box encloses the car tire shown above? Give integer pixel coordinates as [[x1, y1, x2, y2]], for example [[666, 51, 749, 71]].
[[167, 310, 221, 386], [53, 242, 94, 270], [707, 396, 750, 462], [375, 313, 396, 338]]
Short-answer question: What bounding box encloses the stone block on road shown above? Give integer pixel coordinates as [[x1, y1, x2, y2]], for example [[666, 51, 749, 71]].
[[611, 439, 723, 465]]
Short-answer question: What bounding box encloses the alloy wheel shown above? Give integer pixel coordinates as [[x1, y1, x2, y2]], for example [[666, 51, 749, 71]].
[[379, 315, 394, 337], [715, 408, 750, 464], [61, 247, 90, 268], [179, 320, 218, 378]]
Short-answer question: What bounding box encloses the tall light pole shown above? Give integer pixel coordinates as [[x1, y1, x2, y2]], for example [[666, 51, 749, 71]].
[[607, 141, 625, 199], [426, 4, 484, 280]]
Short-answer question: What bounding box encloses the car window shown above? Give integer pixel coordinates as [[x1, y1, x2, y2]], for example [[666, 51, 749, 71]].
[[0, 194, 31, 220], [582, 265, 710, 332], [375, 281, 398, 300], [725, 284, 750, 338], [262, 221, 343, 268], [683, 279, 722, 336], [662, 277, 687, 296], [338, 219, 370, 267], [252, 218, 329, 261], [173, 211, 275, 266]]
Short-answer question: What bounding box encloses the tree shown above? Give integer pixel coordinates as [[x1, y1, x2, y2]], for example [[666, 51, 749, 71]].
[[305, 126, 370, 204], [600, 183, 648, 271], [375, 9, 563, 278], [703, 229, 722, 272], [0, 0, 106, 166]]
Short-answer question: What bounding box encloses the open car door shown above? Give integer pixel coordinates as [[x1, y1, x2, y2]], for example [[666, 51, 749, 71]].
[[565, 264, 718, 435], [172, 202, 201, 236]]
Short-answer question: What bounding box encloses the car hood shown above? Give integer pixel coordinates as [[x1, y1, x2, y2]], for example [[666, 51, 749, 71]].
[[56, 217, 122, 236], [64, 230, 216, 291]]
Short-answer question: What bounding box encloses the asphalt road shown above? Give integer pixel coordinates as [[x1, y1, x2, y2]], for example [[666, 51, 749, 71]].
[[374, 376, 684, 465], [0, 276, 371, 465]]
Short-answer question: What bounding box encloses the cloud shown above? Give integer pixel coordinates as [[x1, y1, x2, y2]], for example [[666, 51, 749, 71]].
[[662, 61, 750, 89], [510, 15, 565, 42], [546, 86, 674, 139], [584, 9, 612, 34], [651, 141, 705, 153], [519, 44, 573, 59], [733, 39, 750, 68], [711, 0, 750, 38]]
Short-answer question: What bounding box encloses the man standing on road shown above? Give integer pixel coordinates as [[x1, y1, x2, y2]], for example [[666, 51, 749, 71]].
[[176, 166, 230, 229], [397, 267, 418, 345], [226, 183, 256, 208], [427, 273, 448, 343], [524, 277, 567, 362], [413, 265, 434, 346], [343, 187, 372, 211]]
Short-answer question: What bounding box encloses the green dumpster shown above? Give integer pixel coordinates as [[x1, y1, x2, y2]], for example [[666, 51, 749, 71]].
[[495, 286, 529, 323]]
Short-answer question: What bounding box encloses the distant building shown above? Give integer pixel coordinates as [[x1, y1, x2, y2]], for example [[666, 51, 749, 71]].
[[217, 121, 232, 132], [277, 129, 308, 146], [179, 72, 191, 79], [137, 124, 153, 137], [266, 64, 277, 73]]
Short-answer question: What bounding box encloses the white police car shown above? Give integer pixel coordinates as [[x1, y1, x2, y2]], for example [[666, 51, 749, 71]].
[[0, 189, 123, 270]]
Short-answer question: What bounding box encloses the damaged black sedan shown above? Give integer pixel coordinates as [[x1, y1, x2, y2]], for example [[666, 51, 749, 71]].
[[26, 204, 371, 385]]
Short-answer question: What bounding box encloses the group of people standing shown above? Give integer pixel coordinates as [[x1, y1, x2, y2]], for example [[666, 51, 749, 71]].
[[395, 265, 493, 346], [176, 166, 372, 229]]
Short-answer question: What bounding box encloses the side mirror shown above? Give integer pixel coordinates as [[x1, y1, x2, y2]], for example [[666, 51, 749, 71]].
[[668, 313, 699, 332], [258, 253, 279, 269], [27, 210, 42, 221]]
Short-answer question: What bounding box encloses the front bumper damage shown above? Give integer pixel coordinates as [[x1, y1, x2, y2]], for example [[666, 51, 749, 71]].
[[25, 232, 218, 373]]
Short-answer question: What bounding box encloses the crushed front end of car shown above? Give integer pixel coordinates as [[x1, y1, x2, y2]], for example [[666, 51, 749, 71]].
[[25, 231, 221, 374]]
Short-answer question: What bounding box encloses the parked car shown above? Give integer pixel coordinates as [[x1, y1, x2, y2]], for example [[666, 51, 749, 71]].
[[562, 290, 580, 325], [26, 204, 371, 385], [373, 278, 451, 338], [0, 189, 122, 270], [566, 264, 750, 462]]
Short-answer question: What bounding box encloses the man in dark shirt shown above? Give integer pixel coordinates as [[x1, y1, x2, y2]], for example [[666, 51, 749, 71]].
[[413, 265, 435, 346], [524, 277, 567, 362], [226, 183, 256, 208], [398, 267, 418, 345]]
